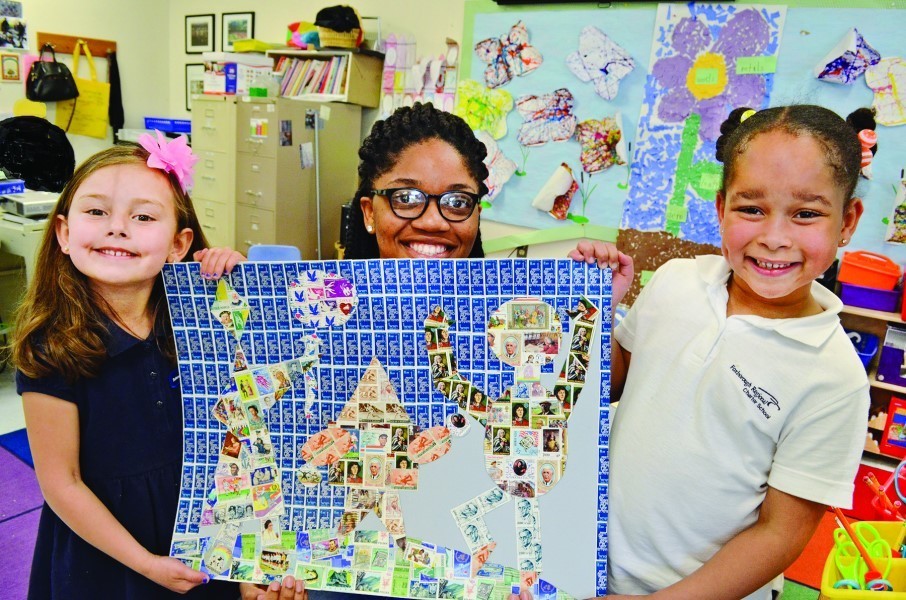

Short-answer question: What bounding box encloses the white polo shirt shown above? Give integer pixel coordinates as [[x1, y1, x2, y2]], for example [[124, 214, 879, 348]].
[[608, 255, 869, 598]]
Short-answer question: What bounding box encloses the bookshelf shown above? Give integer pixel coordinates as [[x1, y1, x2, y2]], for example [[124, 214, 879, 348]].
[[266, 48, 384, 107]]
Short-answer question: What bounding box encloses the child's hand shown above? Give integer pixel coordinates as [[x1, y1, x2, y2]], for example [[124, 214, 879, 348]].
[[194, 247, 245, 280], [568, 240, 634, 306], [240, 577, 307, 600], [143, 555, 208, 593]]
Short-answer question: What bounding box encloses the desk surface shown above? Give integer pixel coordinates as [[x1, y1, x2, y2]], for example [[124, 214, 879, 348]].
[[0, 211, 48, 286]]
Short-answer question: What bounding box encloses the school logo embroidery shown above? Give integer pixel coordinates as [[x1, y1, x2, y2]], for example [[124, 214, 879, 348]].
[[730, 365, 781, 419]]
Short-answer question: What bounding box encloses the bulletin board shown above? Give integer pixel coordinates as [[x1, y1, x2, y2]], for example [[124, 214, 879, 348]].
[[461, 0, 906, 266], [165, 258, 612, 599]]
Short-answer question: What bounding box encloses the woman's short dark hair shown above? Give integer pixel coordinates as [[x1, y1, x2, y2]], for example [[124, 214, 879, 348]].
[[345, 103, 488, 259], [715, 105, 870, 207]]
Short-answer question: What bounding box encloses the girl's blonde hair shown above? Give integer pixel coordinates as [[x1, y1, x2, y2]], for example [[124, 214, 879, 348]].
[[12, 143, 209, 382]]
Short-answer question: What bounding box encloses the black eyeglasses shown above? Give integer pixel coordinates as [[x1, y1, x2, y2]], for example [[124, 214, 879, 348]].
[[371, 187, 481, 222]]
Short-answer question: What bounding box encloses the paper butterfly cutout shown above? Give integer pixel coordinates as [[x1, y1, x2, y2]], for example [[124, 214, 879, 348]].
[[531, 163, 578, 221], [886, 175, 906, 244], [576, 115, 627, 175], [474, 20, 543, 89], [566, 26, 635, 101], [475, 130, 517, 202], [814, 28, 881, 85], [515, 88, 578, 147], [454, 79, 514, 140], [866, 57, 906, 126]]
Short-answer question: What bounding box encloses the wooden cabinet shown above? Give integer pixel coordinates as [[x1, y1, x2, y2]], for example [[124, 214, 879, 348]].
[[839, 305, 906, 463], [190, 96, 236, 249], [266, 48, 384, 108]]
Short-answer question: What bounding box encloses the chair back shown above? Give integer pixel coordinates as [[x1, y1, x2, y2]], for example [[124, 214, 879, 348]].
[[246, 244, 302, 262]]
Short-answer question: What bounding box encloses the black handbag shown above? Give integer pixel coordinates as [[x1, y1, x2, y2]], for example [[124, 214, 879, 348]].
[[26, 43, 79, 102]]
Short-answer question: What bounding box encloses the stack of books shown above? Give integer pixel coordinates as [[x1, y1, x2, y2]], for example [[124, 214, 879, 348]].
[[275, 55, 349, 98]]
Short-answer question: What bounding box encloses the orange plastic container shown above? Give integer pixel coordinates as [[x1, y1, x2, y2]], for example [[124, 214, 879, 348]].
[[838, 251, 901, 291]]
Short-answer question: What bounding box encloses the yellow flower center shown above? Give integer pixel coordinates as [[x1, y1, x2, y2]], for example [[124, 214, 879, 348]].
[[687, 52, 728, 100]]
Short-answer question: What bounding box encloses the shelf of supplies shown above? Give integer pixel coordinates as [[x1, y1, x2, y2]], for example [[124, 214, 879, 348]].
[[266, 48, 383, 107], [870, 366, 906, 394], [285, 94, 345, 103], [841, 304, 905, 324], [861, 450, 901, 469]]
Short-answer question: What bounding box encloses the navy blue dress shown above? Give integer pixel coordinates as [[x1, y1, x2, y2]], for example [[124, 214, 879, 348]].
[[17, 321, 236, 599]]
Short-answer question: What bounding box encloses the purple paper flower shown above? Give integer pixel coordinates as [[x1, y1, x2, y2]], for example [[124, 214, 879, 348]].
[[651, 9, 770, 141]]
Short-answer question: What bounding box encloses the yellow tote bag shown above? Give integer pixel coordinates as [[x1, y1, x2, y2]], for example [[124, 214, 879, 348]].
[[55, 41, 110, 139]]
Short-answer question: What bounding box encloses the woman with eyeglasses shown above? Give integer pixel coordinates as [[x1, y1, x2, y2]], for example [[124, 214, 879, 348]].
[[345, 102, 486, 260]]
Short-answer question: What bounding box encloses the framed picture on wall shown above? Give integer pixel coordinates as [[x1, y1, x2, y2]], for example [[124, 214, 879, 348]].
[[222, 12, 254, 51], [185, 63, 205, 112], [185, 14, 214, 54], [1, 52, 20, 81]]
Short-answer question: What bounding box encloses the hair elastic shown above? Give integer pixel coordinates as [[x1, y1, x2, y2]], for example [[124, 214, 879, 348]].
[[740, 109, 756, 123], [858, 129, 877, 169]]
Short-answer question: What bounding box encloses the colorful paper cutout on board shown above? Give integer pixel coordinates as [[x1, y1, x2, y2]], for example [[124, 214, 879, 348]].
[[866, 57, 906, 127], [622, 3, 785, 246], [474, 20, 543, 89], [813, 28, 881, 85], [566, 26, 635, 101], [476, 130, 518, 203], [886, 174, 906, 244], [454, 79, 514, 140], [531, 163, 579, 221], [576, 114, 627, 175], [515, 88, 578, 147], [164, 259, 612, 598]]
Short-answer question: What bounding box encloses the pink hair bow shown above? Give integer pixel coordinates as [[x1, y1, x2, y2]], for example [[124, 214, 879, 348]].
[[137, 130, 198, 193]]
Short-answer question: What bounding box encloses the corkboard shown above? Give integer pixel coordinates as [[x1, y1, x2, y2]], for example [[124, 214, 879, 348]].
[[616, 229, 720, 306]]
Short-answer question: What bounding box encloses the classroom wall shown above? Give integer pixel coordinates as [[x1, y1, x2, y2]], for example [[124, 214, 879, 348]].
[[163, 0, 551, 257], [0, 0, 170, 163]]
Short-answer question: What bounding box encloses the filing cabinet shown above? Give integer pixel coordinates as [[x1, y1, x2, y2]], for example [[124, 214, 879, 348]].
[[190, 96, 237, 249], [233, 97, 361, 259]]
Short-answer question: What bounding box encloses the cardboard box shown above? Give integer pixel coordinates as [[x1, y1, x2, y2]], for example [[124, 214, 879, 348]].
[[203, 52, 273, 95]]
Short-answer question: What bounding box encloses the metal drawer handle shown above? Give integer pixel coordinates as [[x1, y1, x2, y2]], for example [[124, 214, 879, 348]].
[[201, 175, 216, 181], [205, 208, 215, 217], [244, 190, 263, 197]]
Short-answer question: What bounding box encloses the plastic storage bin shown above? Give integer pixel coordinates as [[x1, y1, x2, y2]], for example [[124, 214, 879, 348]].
[[841, 283, 902, 313], [877, 326, 906, 388], [846, 329, 880, 367], [820, 520, 906, 598], [838, 251, 901, 291], [143, 117, 191, 134]]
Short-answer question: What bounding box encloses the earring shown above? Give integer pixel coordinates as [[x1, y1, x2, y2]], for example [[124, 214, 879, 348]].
[[63, 245, 69, 252], [366, 224, 374, 233], [840, 238, 849, 246]]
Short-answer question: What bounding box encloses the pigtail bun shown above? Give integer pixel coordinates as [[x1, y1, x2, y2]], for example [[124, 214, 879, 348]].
[[716, 107, 755, 163]]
